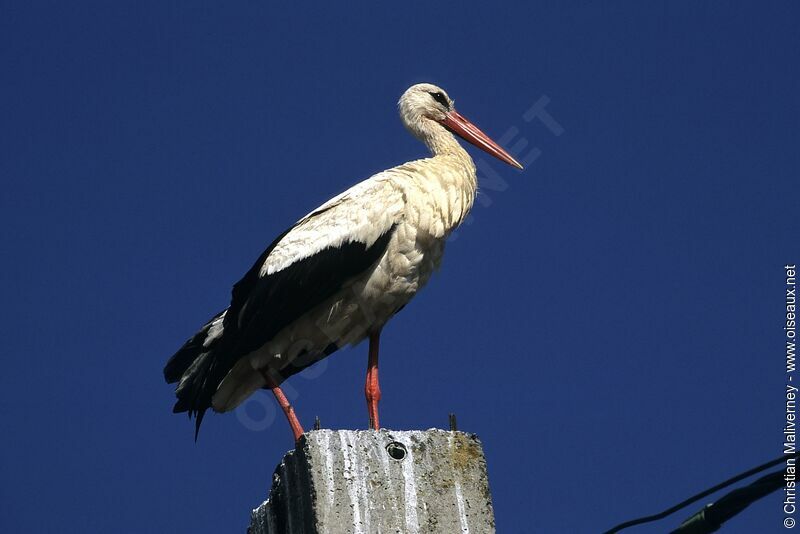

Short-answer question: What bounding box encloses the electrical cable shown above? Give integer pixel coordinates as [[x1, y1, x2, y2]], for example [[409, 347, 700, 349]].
[[603, 452, 797, 533]]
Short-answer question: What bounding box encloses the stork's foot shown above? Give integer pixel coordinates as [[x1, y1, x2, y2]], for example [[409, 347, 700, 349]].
[[365, 330, 382, 430], [260, 370, 304, 443], [365, 374, 381, 430]]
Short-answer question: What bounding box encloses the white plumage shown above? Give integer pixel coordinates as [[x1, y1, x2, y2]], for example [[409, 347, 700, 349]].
[[164, 83, 521, 439]]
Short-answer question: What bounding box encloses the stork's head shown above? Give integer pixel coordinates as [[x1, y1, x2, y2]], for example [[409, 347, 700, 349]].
[[398, 83, 522, 169]]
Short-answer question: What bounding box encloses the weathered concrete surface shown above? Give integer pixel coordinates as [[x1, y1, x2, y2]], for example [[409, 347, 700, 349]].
[[249, 429, 495, 534]]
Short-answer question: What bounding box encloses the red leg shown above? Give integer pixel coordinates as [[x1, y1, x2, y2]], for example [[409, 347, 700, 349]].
[[365, 330, 382, 430], [260, 369, 304, 443]]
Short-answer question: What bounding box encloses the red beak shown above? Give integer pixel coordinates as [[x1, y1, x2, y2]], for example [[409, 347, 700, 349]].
[[439, 110, 523, 170]]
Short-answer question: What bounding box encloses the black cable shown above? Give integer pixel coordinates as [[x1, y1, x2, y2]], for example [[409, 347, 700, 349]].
[[671, 469, 785, 533], [603, 452, 797, 533]]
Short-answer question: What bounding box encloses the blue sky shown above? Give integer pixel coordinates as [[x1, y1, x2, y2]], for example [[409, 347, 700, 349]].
[[1, 2, 798, 532]]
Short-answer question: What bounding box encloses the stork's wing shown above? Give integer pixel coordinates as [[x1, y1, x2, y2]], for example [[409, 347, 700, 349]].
[[226, 175, 404, 356], [166, 175, 404, 433]]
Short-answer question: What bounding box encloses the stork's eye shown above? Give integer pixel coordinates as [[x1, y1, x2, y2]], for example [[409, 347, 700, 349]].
[[428, 91, 449, 108]]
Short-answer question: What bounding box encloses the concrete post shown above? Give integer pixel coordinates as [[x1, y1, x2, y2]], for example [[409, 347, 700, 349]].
[[248, 429, 496, 534]]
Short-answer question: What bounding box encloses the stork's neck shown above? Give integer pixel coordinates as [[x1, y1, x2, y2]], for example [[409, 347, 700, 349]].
[[416, 121, 476, 175], [398, 119, 478, 235]]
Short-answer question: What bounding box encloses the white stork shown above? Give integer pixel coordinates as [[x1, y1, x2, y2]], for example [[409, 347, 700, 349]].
[[164, 83, 522, 442]]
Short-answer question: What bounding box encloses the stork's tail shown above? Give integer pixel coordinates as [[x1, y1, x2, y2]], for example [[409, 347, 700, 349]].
[[164, 309, 227, 440]]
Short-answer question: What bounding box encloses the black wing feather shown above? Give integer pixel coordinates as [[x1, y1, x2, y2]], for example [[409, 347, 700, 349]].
[[231, 226, 396, 356]]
